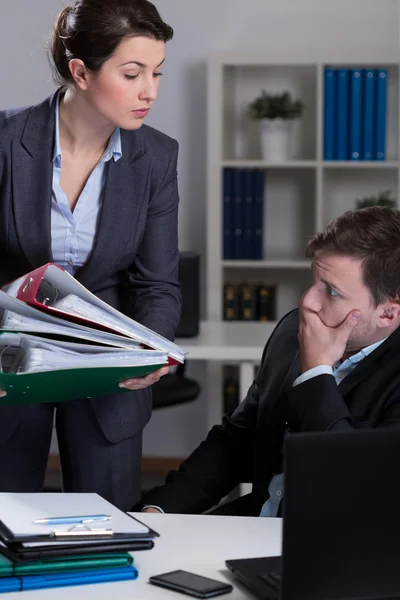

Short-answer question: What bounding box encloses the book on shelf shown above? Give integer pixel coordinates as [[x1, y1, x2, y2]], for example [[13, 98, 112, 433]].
[[323, 66, 388, 161], [223, 168, 234, 260], [239, 283, 257, 321], [363, 68, 376, 160], [349, 68, 363, 160], [375, 68, 388, 160], [323, 67, 336, 160], [336, 68, 349, 160], [222, 168, 264, 260], [223, 282, 276, 322], [256, 284, 276, 321], [223, 283, 240, 321], [223, 377, 239, 414]]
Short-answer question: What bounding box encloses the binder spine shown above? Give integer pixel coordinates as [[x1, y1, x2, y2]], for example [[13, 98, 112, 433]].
[[252, 170, 264, 260], [233, 169, 244, 259], [362, 69, 375, 160], [323, 67, 336, 160], [222, 168, 234, 259], [349, 68, 363, 161], [375, 68, 388, 160], [243, 169, 254, 260], [336, 69, 349, 160]]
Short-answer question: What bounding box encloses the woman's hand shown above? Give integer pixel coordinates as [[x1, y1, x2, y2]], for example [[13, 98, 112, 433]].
[[0, 390, 7, 398], [118, 366, 169, 391]]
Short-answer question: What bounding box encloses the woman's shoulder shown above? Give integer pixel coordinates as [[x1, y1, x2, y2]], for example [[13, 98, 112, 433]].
[[0, 103, 32, 136], [129, 124, 178, 155], [0, 95, 54, 145]]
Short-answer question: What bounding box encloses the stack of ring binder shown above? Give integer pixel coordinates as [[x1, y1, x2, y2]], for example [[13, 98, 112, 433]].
[[0, 263, 187, 404], [0, 492, 158, 592]]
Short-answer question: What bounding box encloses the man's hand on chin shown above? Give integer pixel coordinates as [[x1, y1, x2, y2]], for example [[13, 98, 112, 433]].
[[298, 305, 361, 372]]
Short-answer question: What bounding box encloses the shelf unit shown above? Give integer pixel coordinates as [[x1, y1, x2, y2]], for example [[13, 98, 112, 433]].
[[207, 50, 400, 325], [205, 50, 400, 420]]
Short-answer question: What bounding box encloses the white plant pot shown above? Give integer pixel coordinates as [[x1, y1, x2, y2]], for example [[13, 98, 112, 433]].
[[260, 118, 293, 162]]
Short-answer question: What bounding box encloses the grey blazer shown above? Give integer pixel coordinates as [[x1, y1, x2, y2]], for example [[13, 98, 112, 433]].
[[0, 92, 181, 444]]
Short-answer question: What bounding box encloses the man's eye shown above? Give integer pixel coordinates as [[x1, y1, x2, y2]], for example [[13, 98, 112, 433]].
[[327, 286, 338, 297]]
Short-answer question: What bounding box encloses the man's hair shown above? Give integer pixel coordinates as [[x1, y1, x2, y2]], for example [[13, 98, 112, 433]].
[[306, 206, 400, 306]]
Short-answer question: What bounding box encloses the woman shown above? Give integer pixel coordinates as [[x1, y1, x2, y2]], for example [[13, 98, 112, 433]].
[[0, 0, 181, 511]]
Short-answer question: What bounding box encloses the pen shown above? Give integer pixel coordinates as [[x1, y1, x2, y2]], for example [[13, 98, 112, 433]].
[[33, 514, 111, 525]]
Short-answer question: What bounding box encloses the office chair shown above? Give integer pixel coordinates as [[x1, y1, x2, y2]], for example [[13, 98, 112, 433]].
[[151, 362, 201, 409]]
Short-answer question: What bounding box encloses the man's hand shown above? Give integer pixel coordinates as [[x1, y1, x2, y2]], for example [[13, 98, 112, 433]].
[[142, 507, 163, 513], [0, 390, 6, 398], [298, 305, 361, 372], [119, 366, 169, 391]]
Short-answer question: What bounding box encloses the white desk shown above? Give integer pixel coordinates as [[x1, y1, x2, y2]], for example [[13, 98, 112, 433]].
[[176, 321, 275, 426], [1, 514, 282, 599]]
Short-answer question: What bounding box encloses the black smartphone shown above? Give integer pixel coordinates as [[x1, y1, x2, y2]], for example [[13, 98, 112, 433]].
[[149, 569, 233, 598]]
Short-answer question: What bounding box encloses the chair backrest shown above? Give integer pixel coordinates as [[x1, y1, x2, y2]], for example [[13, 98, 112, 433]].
[[152, 363, 201, 409], [175, 252, 200, 338]]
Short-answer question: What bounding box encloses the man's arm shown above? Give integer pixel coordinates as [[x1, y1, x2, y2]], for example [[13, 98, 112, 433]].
[[138, 375, 260, 514], [289, 302, 400, 431], [286, 372, 400, 431], [137, 310, 299, 514]]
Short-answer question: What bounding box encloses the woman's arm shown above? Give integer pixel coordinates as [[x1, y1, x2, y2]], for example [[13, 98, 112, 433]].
[[124, 137, 182, 342]]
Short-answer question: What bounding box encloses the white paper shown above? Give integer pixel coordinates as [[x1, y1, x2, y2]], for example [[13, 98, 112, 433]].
[[0, 492, 149, 538]]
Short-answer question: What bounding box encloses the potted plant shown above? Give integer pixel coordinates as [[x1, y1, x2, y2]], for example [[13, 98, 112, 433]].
[[247, 90, 305, 162], [355, 189, 397, 209]]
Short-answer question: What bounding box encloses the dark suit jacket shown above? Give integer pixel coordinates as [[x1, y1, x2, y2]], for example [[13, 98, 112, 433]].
[[140, 309, 400, 516], [0, 92, 181, 444]]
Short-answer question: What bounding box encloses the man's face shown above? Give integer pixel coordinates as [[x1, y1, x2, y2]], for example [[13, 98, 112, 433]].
[[301, 253, 383, 351]]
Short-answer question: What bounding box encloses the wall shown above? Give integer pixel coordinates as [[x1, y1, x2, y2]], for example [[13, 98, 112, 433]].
[[0, 0, 398, 457]]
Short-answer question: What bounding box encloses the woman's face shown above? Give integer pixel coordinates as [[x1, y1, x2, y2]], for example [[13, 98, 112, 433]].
[[83, 35, 165, 130]]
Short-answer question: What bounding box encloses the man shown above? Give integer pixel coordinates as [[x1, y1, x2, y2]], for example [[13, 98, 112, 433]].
[[138, 206, 400, 516]]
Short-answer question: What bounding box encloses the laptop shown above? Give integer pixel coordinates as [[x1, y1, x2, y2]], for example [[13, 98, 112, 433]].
[[226, 428, 400, 600]]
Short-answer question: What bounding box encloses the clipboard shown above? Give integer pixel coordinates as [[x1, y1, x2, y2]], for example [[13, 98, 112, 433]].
[[0, 493, 159, 546], [11, 263, 185, 366]]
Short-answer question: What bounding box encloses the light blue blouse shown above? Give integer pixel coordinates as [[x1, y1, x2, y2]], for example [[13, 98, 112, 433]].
[[51, 97, 122, 275]]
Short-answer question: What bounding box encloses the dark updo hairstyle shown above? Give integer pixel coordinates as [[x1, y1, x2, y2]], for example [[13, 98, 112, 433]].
[[49, 0, 173, 88]]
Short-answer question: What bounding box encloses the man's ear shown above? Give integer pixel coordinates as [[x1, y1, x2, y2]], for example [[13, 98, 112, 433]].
[[378, 301, 400, 328], [68, 59, 88, 90]]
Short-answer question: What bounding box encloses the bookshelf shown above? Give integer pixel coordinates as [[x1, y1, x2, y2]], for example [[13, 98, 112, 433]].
[[206, 50, 400, 418]]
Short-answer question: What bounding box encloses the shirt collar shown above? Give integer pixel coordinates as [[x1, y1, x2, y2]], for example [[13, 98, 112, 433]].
[[335, 337, 388, 370], [53, 95, 122, 165]]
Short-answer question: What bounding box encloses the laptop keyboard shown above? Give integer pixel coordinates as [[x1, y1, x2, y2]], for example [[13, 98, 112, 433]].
[[259, 571, 281, 592]]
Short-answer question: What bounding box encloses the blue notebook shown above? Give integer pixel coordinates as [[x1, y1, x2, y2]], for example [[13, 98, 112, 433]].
[[0, 565, 138, 592]]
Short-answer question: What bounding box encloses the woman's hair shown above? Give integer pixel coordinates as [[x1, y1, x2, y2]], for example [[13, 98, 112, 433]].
[[306, 206, 400, 306], [49, 0, 173, 87]]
